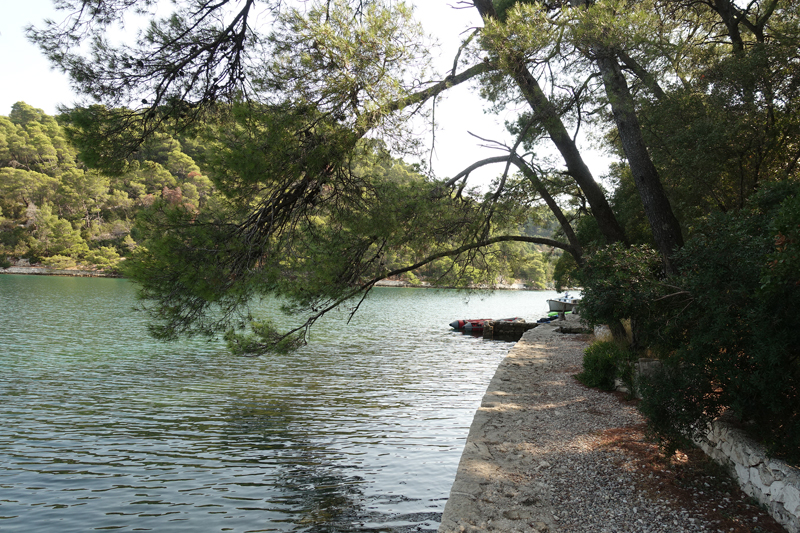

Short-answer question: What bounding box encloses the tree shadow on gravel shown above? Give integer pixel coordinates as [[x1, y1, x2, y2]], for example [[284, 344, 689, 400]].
[[596, 423, 785, 533]]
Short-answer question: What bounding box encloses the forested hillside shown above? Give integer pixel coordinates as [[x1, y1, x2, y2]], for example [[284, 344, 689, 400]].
[[0, 102, 215, 271], [0, 102, 555, 286]]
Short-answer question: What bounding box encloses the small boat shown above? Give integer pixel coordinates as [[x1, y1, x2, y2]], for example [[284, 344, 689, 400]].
[[449, 317, 523, 333], [546, 293, 581, 312]]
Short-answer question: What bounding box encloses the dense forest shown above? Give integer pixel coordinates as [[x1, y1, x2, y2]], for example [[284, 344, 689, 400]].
[[0, 102, 214, 271], [0, 101, 556, 286]]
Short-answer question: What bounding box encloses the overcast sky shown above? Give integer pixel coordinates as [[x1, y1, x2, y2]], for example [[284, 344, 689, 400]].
[[0, 0, 611, 184]]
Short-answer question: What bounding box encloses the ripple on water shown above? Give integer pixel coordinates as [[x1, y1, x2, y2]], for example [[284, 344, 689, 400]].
[[0, 275, 557, 532]]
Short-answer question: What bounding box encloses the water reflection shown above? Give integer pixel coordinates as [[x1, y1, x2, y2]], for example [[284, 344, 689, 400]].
[[0, 275, 556, 532]]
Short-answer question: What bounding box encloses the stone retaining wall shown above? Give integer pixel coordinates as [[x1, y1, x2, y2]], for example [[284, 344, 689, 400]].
[[613, 347, 799, 532], [698, 418, 800, 533]]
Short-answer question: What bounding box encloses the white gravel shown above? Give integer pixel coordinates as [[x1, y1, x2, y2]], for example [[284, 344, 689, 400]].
[[438, 317, 754, 533]]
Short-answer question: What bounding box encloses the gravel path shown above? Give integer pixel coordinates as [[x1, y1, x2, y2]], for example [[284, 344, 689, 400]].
[[439, 317, 784, 533]]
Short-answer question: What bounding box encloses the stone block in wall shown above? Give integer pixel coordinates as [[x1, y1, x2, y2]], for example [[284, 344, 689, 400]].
[[593, 324, 611, 338], [760, 465, 776, 488], [482, 320, 539, 341], [785, 485, 800, 515]]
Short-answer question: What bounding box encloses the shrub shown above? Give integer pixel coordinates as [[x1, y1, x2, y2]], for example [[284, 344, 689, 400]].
[[42, 254, 77, 269], [84, 246, 122, 269], [636, 362, 714, 458], [577, 340, 633, 391], [577, 243, 665, 348], [580, 182, 800, 463]]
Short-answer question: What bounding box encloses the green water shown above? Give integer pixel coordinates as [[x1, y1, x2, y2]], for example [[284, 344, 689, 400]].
[[0, 274, 556, 532]]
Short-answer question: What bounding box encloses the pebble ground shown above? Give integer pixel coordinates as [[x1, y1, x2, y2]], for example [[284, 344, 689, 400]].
[[438, 318, 785, 533]]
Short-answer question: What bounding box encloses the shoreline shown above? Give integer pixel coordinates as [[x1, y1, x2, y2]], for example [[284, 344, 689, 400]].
[[439, 314, 785, 532], [0, 267, 553, 290], [0, 266, 121, 277], [373, 279, 541, 291]]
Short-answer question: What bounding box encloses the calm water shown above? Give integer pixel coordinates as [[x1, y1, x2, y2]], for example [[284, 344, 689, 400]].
[[0, 275, 557, 532]]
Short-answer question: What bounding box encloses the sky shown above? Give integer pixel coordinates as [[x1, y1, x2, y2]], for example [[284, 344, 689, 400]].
[[0, 0, 611, 184]]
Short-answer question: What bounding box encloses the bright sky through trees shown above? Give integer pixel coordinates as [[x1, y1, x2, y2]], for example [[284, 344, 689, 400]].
[[0, 0, 611, 183]]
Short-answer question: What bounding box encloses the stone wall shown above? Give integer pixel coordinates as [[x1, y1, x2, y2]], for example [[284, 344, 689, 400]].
[[697, 418, 800, 533], [482, 320, 539, 341], [618, 354, 799, 532]]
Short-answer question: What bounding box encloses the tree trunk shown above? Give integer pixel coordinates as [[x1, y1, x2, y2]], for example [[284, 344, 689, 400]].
[[509, 154, 583, 264], [472, 0, 628, 247], [713, 0, 746, 53], [595, 52, 684, 272]]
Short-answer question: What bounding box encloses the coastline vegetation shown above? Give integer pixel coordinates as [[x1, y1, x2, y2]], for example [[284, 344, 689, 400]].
[[0, 102, 556, 286], [13, 0, 800, 462]]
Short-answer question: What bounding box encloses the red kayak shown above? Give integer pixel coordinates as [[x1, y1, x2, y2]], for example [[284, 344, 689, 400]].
[[449, 317, 523, 333]]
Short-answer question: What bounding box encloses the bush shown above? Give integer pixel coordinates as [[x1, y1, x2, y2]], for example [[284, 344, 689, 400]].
[[580, 182, 800, 463], [577, 243, 665, 348], [653, 184, 800, 463], [84, 246, 122, 269], [576, 340, 634, 391], [637, 362, 715, 458], [42, 254, 77, 269]]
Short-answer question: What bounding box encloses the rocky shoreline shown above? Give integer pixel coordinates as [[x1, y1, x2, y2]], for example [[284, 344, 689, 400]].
[[0, 268, 534, 287], [0, 266, 120, 277], [439, 315, 785, 532]]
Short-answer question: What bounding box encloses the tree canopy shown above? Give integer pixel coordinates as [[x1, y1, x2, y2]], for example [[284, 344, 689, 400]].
[[24, 0, 799, 338], [20, 0, 800, 459]]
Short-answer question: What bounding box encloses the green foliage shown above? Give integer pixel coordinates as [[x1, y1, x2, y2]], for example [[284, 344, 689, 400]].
[[552, 252, 579, 291], [576, 340, 634, 391], [762, 189, 800, 292], [121, 198, 257, 341], [83, 246, 122, 270], [0, 103, 221, 269], [582, 183, 800, 463], [0, 222, 27, 255], [577, 243, 663, 333], [510, 249, 550, 288], [640, 42, 800, 225], [32, 203, 86, 257], [224, 322, 305, 356], [606, 163, 654, 246], [637, 363, 708, 458], [42, 254, 77, 269]]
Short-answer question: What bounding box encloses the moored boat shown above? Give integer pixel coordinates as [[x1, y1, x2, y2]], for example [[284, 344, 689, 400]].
[[546, 293, 580, 312]]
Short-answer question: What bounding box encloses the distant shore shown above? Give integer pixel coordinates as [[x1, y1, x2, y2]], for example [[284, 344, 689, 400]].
[[0, 266, 121, 278], [1, 267, 547, 288], [373, 279, 543, 291]]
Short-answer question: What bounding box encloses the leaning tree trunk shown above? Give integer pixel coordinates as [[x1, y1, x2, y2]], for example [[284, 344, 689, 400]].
[[472, 0, 630, 343], [472, 0, 628, 248], [510, 154, 583, 264], [596, 51, 684, 273]]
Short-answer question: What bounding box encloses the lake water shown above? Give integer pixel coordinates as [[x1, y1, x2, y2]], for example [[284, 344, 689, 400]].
[[0, 274, 558, 532]]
